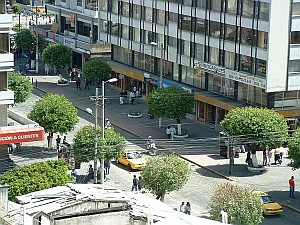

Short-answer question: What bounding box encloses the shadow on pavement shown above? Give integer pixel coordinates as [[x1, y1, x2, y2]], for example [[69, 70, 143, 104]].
[[268, 190, 299, 206], [11, 146, 57, 160]]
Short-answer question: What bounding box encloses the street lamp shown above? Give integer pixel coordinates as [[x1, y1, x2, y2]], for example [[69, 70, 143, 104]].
[[151, 42, 164, 128], [87, 78, 118, 184]]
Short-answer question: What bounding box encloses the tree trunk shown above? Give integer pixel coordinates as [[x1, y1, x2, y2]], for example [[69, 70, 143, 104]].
[[176, 118, 182, 135], [251, 153, 259, 167], [156, 192, 165, 202]]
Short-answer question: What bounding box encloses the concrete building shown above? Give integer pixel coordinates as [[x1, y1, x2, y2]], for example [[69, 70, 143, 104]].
[[0, 184, 225, 225], [0, 0, 15, 173]]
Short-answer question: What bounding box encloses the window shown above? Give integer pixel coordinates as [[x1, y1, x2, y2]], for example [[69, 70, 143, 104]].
[[226, 0, 238, 14], [168, 36, 177, 48], [111, 23, 119, 36], [225, 24, 236, 42], [241, 27, 252, 45], [196, 0, 206, 8], [260, 2, 269, 21], [180, 15, 192, 31], [133, 4, 141, 19], [224, 51, 235, 69], [77, 0, 82, 7], [183, 0, 193, 7], [122, 25, 129, 39], [112, 0, 119, 14], [144, 7, 153, 22], [133, 28, 140, 42], [122, 2, 130, 17], [195, 44, 204, 61], [291, 32, 300, 44], [242, 0, 254, 18], [134, 52, 155, 73], [210, 47, 219, 65], [196, 18, 206, 35], [292, 3, 300, 16], [0, 34, 9, 53], [157, 9, 165, 25], [209, 21, 221, 38], [211, 0, 222, 12], [168, 12, 178, 23], [194, 69, 206, 89], [256, 59, 266, 77], [113, 46, 132, 66], [77, 21, 91, 37], [85, 0, 98, 11], [240, 55, 252, 73], [182, 66, 194, 85], [183, 40, 190, 56], [256, 31, 268, 49]]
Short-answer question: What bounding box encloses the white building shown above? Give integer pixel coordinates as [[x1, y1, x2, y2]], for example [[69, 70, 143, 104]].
[[0, 184, 225, 225]]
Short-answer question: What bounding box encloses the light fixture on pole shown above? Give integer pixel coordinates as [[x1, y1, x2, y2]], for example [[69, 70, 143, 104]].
[[151, 42, 164, 128], [35, 5, 39, 74]]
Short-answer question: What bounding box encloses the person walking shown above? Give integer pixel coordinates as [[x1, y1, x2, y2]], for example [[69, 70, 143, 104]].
[[179, 202, 185, 212], [104, 160, 111, 175], [87, 165, 94, 183], [267, 146, 272, 166], [138, 176, 143, 191], [274, 147, 281, 165], [71, 169, 77, 184], [289, 176, 295, 199], [132, 175, 138, 191], [184, 202, 191, 215], [166, 126, 171, 139], [263, 147, 267, 166], [45, 63, 50, 75], [76, 76, 81, 90], [84, 78, 90, 90], [169, 125, 176, 141], [129, 91, 135, 105], [56, 135, 61, 150]]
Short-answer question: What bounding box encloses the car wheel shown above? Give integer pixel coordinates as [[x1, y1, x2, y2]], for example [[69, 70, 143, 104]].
[[127, 164, 132, 170]]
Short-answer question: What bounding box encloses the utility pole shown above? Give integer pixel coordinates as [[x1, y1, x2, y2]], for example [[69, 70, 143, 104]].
[[159, 43, 163, 128], [100, 81, 105, 184], [35, 5, 38, 73], [93, 88, 99, 183]]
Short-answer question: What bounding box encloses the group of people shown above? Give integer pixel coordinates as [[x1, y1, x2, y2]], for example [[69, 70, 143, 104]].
[[166, 125, 176, 140], [120, 87, 142, 105], [179, 202, 191, 215], [132, 175, 143, 191]]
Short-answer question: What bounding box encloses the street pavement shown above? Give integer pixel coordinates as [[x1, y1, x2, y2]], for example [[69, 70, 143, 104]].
[[5, 57, 300, 222]]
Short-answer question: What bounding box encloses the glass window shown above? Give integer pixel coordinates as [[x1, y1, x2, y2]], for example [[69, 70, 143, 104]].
[[112, 0, 119, 14], [226, 0, 238, 14], [240, 55, 252, 73], [260, 2, 269, 21], [168, 36, 177, 48], [194, 69, 206, 89], [211, 0, 222, 12], [111, 23, 119, 36], [0, 34, 9, 53], [291, 32, 300, 44], [133, 28, 140, 42], [157, 9, 165, 25], [77, 21, 91, 36], [210, 47, 219, 65], [122, 25, 129, 39], [292, 3, 300, 16], [225, 51, 235, 69], [77, 0, 82, 7], [195, 18, 206, 35], [225, 24, 236, 42], [209, 75, 234, 98], [173, 63, 179, 81], [196, 0, 206, 8], [133, 4, 141, 19], [242, 0, 254, 18], [195, 44, 204, 61], [210, 21, 221, 38], [181, 15, 192, 31], [183, 0, 193, 6], [238, 83, 267, 107], [85, 0, 98, 11], [256, 31, 268, 49], [122, 2, 130, 17], [182, 66, 194, 85], [183, 40, 190, 56], [134, 52, 155, 73], [241, 27, 252, 45], [158, 59, 173, 79], [144, 7, 153, 22], [256, 59, 266, 77], [113, 46, 132, 66], [168, 12, 178, 23]]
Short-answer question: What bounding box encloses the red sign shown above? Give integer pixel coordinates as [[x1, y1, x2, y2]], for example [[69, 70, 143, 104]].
[[0, 127, 45, 144]]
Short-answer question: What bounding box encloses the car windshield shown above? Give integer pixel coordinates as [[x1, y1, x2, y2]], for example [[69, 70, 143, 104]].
[[127, 153, 142, 159], [261, 196, 275, 204]]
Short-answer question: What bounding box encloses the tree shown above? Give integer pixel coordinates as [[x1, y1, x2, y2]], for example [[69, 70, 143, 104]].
[[42, 44, 72, 74], [208, 182, 263, 225], [141, 154, 192, 201], [220, 107, 289, 167], [147, 86, 194, 134], [8, 71, 32, 104], [82, 60, 112, 87], [0, 160, 73, 202], [72, 125, 126, 164], [11, 4, 21, 14], [28, 93, 79, 134], [287, 128, 300, 169]]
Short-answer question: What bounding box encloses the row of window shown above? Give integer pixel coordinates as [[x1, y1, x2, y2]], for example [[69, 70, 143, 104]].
[[99, 0, 269, 21]]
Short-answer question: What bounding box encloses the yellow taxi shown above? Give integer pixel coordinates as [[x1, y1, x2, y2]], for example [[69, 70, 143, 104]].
[[116, 152, 147, 170], [254, 191, 283, 216]]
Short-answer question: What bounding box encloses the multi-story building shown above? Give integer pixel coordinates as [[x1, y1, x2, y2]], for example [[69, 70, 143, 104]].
[[0, 2, 15, 170]]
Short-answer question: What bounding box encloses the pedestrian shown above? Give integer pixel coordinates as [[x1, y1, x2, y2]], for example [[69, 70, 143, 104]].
[[289, 176, 295, 199], [7, 144, 13, 154], [18, 62, 23, 73], [138, 176, 143, 191], [129, 91, 135, 105], [76, 76, 81, 90], [15, 143, 21, 152], [263, 147, 267, 166], [71, 169, 77, 184], [120, 90, 124, 105], [131, 175, 138, 191], [104, 160, 111, 175], [166, 126, 171, 139], [56, 135, 61, 150], [84, 78, 90, 90], [45, 63, 50, 75], [179, 202, 185, 212], [105, 119, 112, 129], [123, 89, 128, 104], [274, 147, 281, 165], [25, 62, 30, 75], [184, 202, 191, 215], [87, 165, 94, 183], [169, 125, 176, 141], [47, 134, 52, 148], [133, 86, 137, 93], [135, 89, 140, 104], [267, 146, 272, 166], [245, 150, 251, 166]]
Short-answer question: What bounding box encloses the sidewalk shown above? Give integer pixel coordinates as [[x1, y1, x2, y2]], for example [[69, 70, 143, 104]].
[[12, 57, 300, 214]]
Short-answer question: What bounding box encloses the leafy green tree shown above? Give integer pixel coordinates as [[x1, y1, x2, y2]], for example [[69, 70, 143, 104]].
[[220, 107, 288, 166], [141, 154, 192, 201], [8, 71, 32, 104], [82, 60, 112, 87], [287, 128, 300, 169], [11, 4, 21, 14], [42, 44, 72, 74], [147, 86, 194, 134], [28, 93, 79, 134], [208, 182, 264, 225], [0, 160, 72, 202], [72, 125, 126, 163]]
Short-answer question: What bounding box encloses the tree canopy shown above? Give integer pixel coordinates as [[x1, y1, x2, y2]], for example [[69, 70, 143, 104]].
[[11, 4, 21, 14], [72, 125, 126, 163], [28, 93, 79, 134], [220, 107, 289, 148], [0, 160, 72, 202], [42, 44, 72, 73], [141, 154, 191, 201], [287, 128, 300, 169], [8, 71, 32, 104], [82, 60, 111, 86], [147, 86, 194, 124], [208, 182, 263, 225]]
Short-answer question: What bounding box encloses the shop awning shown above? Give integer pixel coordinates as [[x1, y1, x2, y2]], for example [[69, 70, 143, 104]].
[[0, 126, 45, 144]]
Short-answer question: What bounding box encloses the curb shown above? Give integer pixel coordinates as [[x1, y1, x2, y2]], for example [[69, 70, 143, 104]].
[[282, 203, 300, 214]]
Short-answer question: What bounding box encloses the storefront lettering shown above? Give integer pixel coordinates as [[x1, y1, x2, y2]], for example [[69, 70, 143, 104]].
[[200, 62, 226, 76], [227, 71, 266, 89]]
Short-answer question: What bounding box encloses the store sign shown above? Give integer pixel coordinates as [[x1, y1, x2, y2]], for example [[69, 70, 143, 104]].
[[160, 80, 194, 95], [227, 71, 266, 89], [64, 38, 76, 48], [195, 61, 226, 76], [0, 126, 45, 144]]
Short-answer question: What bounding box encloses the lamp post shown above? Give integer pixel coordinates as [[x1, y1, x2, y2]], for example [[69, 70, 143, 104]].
[[151, 42, 164, 128], [35, 5, 39, 74]]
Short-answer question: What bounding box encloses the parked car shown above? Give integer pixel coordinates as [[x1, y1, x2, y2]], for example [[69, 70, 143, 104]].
[[254, 191, 283, 216], [116, 151, 147, 170]]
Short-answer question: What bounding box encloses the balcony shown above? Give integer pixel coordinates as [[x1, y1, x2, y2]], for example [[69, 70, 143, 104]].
[[0, 90, 14, 105]]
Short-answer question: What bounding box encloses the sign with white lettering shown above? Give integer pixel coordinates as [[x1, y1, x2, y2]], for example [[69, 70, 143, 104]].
[[0, 127, 45, 144], [64, 38, 76, 48]]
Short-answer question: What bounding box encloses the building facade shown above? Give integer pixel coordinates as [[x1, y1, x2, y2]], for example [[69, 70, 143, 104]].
[[47, 0, 300, 125]]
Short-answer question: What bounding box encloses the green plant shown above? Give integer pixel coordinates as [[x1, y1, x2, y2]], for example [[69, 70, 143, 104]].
[[141, 154, 192, 201], [11, 4, 21, 14], [8, 71, 32, 104], [0, 160, 73, 202], [82, 60, 111, 87], [288, 128, 300, 169]]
